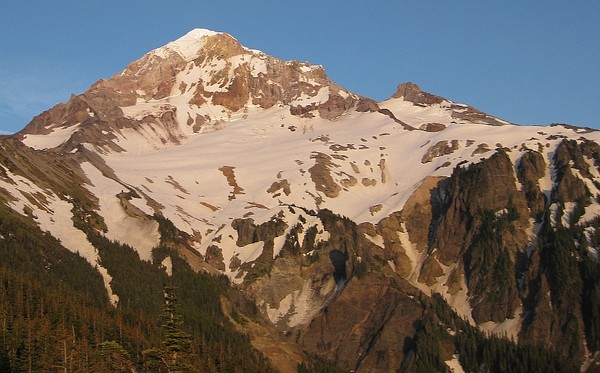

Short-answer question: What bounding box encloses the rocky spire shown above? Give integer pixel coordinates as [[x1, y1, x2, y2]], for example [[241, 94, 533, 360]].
[[391, 82, 445, 105]]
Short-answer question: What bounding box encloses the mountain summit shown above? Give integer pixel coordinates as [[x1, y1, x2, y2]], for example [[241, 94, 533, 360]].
[[18, 28, 364, 153], [2, 29, 600, 371], [17, 29, 510, 153]]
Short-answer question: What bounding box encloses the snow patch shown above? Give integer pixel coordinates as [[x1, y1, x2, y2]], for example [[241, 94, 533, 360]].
[[397, 222, 420, 277], [81, 162, 160, 261], [236, 241, 265, 263], [22, 124, 79, 150], [445, 354, 465, 373], [479, 307, 523, 342], [364, 232, 384, 247], [249, 55, 268, 77], [291, 86, 330, 106], [161, 256, 173, 276], [266, 277, 335, 327]]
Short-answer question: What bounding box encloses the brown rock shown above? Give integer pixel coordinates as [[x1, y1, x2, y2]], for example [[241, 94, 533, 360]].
[[205, 245, 225, 271], [212, 65, 251, 112], [552, 140, 592, 204], [420, 122, 446, 132], [308, 152, 342, 198], [317, 92, 356, 119], [517, 150, 547, 221], [267, 179, 291, 196], [355, 97, 380, 112], [392, 82, 444, 105], [417, 256, 444, 286], [430, 150, 530, 323], [297, 273, 423, 372], [421, 140, 460, 163]]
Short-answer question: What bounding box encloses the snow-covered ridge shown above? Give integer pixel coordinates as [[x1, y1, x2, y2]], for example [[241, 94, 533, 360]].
[[379, 97, 454, 127]]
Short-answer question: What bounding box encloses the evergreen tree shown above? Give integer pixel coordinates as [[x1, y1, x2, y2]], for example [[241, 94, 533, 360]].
[[99, 341, 135, 372], [161, 284, 193, 372], [142, 347, 167, 372], [143, 284, 195, 372]]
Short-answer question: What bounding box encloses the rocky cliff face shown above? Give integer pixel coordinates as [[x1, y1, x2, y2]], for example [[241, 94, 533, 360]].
[[2, 29, 600, 372], [428, 151, 529, 323]]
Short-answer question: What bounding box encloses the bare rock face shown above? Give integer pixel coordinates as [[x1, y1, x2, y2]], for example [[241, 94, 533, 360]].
[[112, 45, 189, 102], [204, 245, 225, 271], [552, 139, 592, 204], [318, 91, 357, 120], [355, 97, 380, 112], [431, 150, 530, 323], [231, 217, 287, 248], [517, 150, 547, 221], [211, 64, 252, 112], [19, 95, 95, 136], [392, 82, 444, 105], [358, 176, 445, 287], [433, 150, 530, 265], [402, 177, 445, 254], [242, 209, 370, 331], [240, 208, 427, 372], [297, 273, 423, 373], [375, 212, 414, 278]]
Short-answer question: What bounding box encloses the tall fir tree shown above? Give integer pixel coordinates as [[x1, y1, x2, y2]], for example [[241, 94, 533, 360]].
[[143, 284, 194, 372], [162, 284, 193, 371]]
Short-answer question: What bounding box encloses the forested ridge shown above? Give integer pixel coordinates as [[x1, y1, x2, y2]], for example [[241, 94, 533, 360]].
[[0, 203, 272, 372], [407, 293, 578, 373]]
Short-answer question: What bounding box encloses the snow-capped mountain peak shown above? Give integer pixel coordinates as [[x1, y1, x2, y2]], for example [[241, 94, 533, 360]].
[[153, 28, 222, 60], [18, 29, 362, 153]]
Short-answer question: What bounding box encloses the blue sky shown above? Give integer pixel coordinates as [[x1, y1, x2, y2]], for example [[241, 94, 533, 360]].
[[1, 1, 598, 134]]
